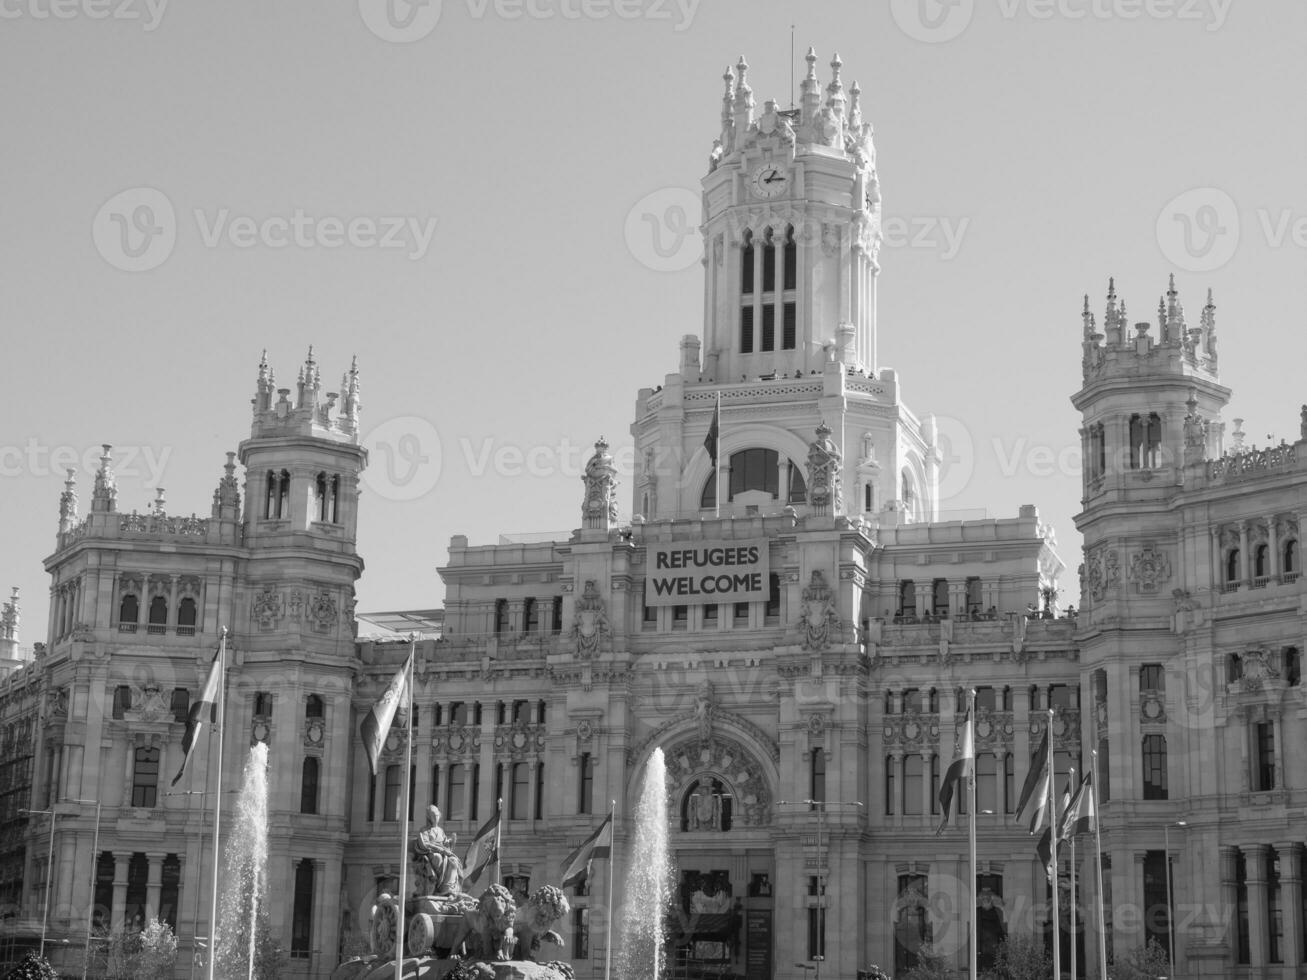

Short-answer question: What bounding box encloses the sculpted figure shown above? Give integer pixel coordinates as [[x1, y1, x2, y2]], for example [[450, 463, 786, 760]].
[[413, 805, 464, 896]]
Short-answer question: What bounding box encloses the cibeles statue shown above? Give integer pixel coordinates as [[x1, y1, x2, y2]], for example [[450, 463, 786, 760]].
[[413, 805, 463, 896], [581, 436, 619, 530]]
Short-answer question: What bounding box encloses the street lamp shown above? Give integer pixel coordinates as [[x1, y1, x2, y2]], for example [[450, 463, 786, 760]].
[[17, 807, 55, 960], [1163, 820, 1187, 975], [778, 799, 863, 980]]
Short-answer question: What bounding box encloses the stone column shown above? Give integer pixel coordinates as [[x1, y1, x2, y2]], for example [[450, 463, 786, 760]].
[[1238, 521, 1250, 584], [111, 852, 129, 931], [146, 851, 164, 921], [1219, 846, 1239, 964], [1210, 527, 1220, 587], [1245, 844, 1269, 967], [1267, 518, 1280, 579], [320, 856, 342, 971], [1277, 842, 1303, 967], [462, 761, 476, 823]]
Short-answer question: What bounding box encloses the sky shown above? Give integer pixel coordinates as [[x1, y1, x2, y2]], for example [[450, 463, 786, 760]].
[[3, 0, 1305, 640]]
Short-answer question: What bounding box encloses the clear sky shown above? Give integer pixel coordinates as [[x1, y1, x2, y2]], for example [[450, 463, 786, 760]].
[[3, 0, 1303, 639]]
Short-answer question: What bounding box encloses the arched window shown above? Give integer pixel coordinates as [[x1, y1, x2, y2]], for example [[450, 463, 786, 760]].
[[1285, 647, 1301, 687], [976, 874, 1007, 972], [729, 448, 778, 499], [315, 472, 340, 523], [147, 596, 168, 634], [1254, 544, 1270, 579], [1284, 539, 1298, 576], [1142, 734, 1168, 800], [787, 463, 806, 503], [761, 226, 776, 293], [1129, 413, 1163, 469], [1226, 653, 1244, 684], [177, 597, 197, 635], [782, 224, 797, 291], [510, 762, 530, 820], [898, 580, 916, 617], [864, 482, 874, 512], [681, 777, 732, 831], [903, 754, 922, 815], [740, 231, 755, 354], [277, 470, 291, 518], [264, 470, 277, 518], [494, 599, 509, 635], [894, 875, 931, 975], [305, 695, 324, 720], [119, 594, 139, 631], [740, 230, 755, 295], [1139, 664, 1164, 692], [300, 757, 319, 815], [1226, 548, 1241, 585]]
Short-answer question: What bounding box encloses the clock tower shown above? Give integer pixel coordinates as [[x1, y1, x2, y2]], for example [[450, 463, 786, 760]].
[[633, 50, 940, 525]]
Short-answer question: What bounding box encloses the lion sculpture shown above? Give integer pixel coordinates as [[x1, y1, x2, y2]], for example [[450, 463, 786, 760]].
[[513, 885, 571, 961], [462, 883, 518, 961]]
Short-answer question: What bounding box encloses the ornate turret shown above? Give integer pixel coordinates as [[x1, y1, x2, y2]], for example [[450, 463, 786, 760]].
[[581, 437, 618, 532], [91, 445, 117, 513], [211, 451, 242, 519], [250, 348, 361, 443], [58, 469, 79, 533]]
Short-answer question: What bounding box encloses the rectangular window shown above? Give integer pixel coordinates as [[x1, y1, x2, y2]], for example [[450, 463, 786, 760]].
[[291, 859, 314, 958], [511, 763, 530, 821], [448, 764, 466, 821], [579, 752, 594, 814], [132, 746, 159, 808], [1098, 738, 1110, 802], [885, 756, 895, 815], [170, 688, 190, 725], [1256, 722, 1276, 791], [572, 908, 590, 960], [704, 604, 718, 623], [762, 241, 776, 292], [810, 749, 826, 805], [903, 754, 922, 816], [976, 753, 997, 814], [254, 691, 273, 718], [734, 602, 749, 623], [468, 764, 480, 822], [807, 896, 825, 960], [761, 305, 775, 352], [742, 245, 755, 294], [367, 772, 376, 822], [431, 764, 441, 806], [782, 301, 796, 350], [1236, 850, 1250, 964], [783, 240, 797, 291], [1142, 735, 1167, 800], [552, 595, 563, 634], [930, 754, 940, 815], [965, 576, 982, 615], [535, 762, 545, 820], [974, 687, 996, 712], [1143, 850, 1171, 959], [902, 688, 922, 713], [673, 605, 688, 627], [1269, 848, 1283, 964], [1004, 753, 1015, 813], [112, 685, 131, 720], [932, 578, 949, 615], [450, 701, 467, 727], [740, 307, 754, 354], [1139, 663, 1164, 692]]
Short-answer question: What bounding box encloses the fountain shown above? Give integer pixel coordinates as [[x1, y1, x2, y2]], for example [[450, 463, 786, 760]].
[[214, 742, 270, 980], [614, 747, 672, 980]]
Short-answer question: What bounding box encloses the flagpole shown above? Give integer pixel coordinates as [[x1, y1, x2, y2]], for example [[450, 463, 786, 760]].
[[967, 688, 977, 980], [605, 799, 616, 980], [714, 392, 722, 519], [494, 797, 503, 892], [1048, 709, 1061, 980], [1069, 830, 1078, 980], [394, 640, 415, 980], [1090, 751, 1107, 980], [205, 628, 227, 980]]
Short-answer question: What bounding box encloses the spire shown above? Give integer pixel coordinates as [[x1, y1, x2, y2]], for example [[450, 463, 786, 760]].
[[92, 445, 117, 513], [1164, 274, 1185, 345], [800, 46, 821, 125], [848, 80, 863, 131], [826, 52, 846, 116], [0, 588, 18, 646], [212, 451, 241, 518], [58, 469, 79, 534], [733, 56, 754, 132], [1202, 287, 1218, 358], [720, 65, 735, 148], [1103, 277, 1121, 346], [344, 354, 362, 427]]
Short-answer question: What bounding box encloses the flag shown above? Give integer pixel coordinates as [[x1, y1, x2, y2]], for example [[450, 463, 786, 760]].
[[935, 706, 974, 835], [1035, 773, 1075, 882], [704, 398, 720, 465], [1014, 729, 1049, 824], [1024, 763, 1052, 835], [462, 806, 501, 889], [360, 652, 411, 777], [171, 642, 223, 786], [1059, 772, 1095, 841], [561, 812, 613, 890]]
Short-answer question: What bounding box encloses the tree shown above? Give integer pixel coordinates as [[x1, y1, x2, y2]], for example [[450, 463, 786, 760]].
[[992, 933, 1053, 980], [900, 945, 956, 980], [1, 952, 57, 980], [105, 918, 178, 980], [1108, 938, 1172, 980]]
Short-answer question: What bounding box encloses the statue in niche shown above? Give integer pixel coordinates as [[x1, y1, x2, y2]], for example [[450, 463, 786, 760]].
[[806, 422, 844, 516], [570, 581, 610, 660], [688, 778, 722, 831]]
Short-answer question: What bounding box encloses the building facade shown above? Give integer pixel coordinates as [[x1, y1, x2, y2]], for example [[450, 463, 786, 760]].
[[2, 50, 1305, 980]]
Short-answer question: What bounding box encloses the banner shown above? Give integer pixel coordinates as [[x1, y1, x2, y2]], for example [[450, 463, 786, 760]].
[[644, 539, 770, 607]]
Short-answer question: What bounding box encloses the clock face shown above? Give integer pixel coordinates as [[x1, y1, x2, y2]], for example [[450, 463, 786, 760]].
[[749, 163, 788, 199]]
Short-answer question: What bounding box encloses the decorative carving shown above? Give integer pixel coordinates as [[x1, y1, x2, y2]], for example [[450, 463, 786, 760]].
[[252, 588, 284, 630], [1240, 649, 1279, 691], [569, 581, 610, 660], [794, 570, 841, 651], [1128, 546, 1172, 594], [687, 778, 722, 830], [805, 422, 844, 516], [307, 591, 338, 632], [581, 437, 619, 529], [694, 681, 716, 746], [1172, 589, 1198, 613], [664, 734, 772, 827], [575, 719, 594, 742]]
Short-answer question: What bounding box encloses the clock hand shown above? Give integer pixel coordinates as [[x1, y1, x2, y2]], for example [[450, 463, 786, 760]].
[[764, 173, 785, 184]]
